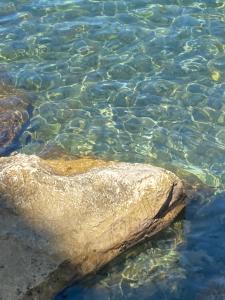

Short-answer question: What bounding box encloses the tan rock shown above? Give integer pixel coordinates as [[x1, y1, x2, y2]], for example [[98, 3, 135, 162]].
[[0, 84, 29, 153], [0, 154, 186, 300]]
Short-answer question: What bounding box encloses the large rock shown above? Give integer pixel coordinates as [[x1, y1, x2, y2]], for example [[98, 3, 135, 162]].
[[0, 84, 30, 154], [0, 154, 186, 300]]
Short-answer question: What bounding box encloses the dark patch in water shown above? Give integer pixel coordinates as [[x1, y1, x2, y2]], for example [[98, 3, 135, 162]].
[[0, 102, 34, 156]]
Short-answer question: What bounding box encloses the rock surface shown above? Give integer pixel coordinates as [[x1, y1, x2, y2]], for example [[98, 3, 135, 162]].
[[0, 84, 30, 154], [0, 154, 186, 300]]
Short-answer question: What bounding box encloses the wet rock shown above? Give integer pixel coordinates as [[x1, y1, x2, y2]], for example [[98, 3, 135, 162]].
[[0, 84, 29, 154], [0, 154, 186, 300]]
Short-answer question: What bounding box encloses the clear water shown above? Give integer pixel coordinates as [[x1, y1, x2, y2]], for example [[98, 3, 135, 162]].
[[0, 0, 225, 299]]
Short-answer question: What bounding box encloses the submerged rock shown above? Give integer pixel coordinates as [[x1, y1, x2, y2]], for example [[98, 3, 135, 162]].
[[0, 154, 186, 300], [0, 84, 30, 154]]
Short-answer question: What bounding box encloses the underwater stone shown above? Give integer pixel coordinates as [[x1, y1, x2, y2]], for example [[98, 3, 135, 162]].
[[0, 84, 30, 154], [0, 154, 186, 300]]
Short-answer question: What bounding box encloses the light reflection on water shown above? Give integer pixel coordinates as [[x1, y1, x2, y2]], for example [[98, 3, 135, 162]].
[[0, 0, 225, 299]]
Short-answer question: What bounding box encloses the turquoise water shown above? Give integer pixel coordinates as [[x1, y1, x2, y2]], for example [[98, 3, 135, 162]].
[[0, 0, 225, 299]]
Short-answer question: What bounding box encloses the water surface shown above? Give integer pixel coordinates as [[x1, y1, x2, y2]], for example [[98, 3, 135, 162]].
[[0, 0, 225, 299]]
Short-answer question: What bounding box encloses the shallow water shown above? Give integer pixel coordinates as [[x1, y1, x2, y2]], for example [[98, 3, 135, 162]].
[[0, 0, 225, 299]]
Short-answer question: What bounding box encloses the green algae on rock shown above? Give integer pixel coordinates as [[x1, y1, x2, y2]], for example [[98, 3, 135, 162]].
[[0, 154, 186, 300]]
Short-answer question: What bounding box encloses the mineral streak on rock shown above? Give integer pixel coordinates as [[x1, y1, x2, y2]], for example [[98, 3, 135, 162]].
[[0, 84, 30, 154], [0, 154, 186, 300]]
